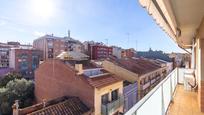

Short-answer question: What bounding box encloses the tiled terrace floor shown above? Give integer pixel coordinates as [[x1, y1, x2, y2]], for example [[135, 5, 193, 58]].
[[167, 85, 204, 115]]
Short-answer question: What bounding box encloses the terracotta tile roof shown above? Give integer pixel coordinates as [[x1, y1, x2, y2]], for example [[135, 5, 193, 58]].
[[56, 59, 121, 88], [86, 74, 122, 88], [109, 57, 161, 75], [22, 97, 90, 115]]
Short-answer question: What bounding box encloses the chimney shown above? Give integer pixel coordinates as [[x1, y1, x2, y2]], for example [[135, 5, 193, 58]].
[[43, 99, 46, 108], [12, 100, 19, 115], [75, 64, 83, 75], [68, 30, 70, 38]]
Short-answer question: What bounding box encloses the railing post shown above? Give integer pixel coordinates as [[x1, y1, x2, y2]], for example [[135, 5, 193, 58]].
[[161, 84, 165, 115], [170, 74, 173, 101]]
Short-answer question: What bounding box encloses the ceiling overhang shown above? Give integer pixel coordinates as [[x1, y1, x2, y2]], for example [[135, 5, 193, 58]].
[[139, 0, 204, 49]]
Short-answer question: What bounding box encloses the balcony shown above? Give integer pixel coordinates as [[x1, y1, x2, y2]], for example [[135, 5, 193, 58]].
[[101, 96, 124, 115], [125, 68, 201, 115], [167, 85, 202, 115]]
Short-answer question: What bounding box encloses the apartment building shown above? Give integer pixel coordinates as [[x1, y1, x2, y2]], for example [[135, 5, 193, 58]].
[[34, 59, 124, 115], [9, 48, 43, 79], [112, 47, 136, 59], [33, 33, 83, 60], [112, 46, 123, 59], [0, 42, 32, 68], [121, 48, 135, 58], [88, 44, 112, 60], [102, 57, 166, 99], [168, 53, 191, 68], [0, 45, 10, 68], [155, 59, 173, 74]]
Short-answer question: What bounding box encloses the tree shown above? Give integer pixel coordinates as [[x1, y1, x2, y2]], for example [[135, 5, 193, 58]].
[[0, 79, 34, 115], [0, 73, 22, 88]]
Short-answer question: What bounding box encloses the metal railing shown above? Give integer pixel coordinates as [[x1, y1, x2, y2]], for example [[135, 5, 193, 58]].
[[101, 96, 124, 115], [125, 68, 191, 115]]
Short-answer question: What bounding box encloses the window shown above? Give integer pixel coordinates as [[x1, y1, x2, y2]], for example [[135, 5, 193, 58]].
[[18, 53, 28, 59], [101, 93, 109, 104], [111, 89, 119, 101], [32, 55, 39, 70], [19, 61, 29, 70]]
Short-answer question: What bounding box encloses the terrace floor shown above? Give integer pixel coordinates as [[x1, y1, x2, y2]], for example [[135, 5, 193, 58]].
[[167, 85, 204, 115]]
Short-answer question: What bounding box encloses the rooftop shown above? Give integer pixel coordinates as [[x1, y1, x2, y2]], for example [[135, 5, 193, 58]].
[[85, 73, 121, 88], [48, 59, 122, 88], [108, 57, 161, 75], [81, 68, 121, 88], [13, 96, 90, 115], [82, 68, 121, 88]]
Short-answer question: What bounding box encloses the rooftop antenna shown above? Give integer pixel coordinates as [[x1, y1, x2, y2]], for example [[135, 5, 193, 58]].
[[68, 30, 70, 38]]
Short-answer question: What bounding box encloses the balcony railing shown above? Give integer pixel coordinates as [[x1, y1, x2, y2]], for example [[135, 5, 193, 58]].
[[125, 68, 193, 115], [101, 96, 124, 115]]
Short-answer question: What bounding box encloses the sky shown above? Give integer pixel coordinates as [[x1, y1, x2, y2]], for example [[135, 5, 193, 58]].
[[0, 0, 184, 53]]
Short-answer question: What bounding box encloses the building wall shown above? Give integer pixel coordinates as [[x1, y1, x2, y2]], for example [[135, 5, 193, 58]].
[[112, 47, 122, 59], [196, 19, 204, 112], [33, 38, 47, 60], [9, 49, 42, 78], [35, 60, 95, 109], [94, 81, 123, 115], [121, 49, 135, 58], [53, 39, 65, 58], [73, 44, 83, 52], [102, 60, 165, 99], [123, 82, 137, 112], [34, 36, 84, 60], [166, 62, 173, 73], [102, 60, 139, 82], [89, 45, 113, 60], [0, 46, 10, 68], [139, 68, 164, 97], [9, 49, 15, 69]]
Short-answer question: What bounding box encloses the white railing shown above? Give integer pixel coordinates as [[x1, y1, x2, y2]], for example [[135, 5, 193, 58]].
[[125, 68, 187, 115]]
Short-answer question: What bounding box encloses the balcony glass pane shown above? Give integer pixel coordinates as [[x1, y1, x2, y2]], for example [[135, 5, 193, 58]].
[[163, 77, 171, 112], [125, 68, 179, 115], [171, 70, 177, 92], [137, 86, 162, 115]]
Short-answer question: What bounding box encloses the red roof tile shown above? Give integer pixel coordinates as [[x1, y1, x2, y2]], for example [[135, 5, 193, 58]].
[[85, 74, 122, 88], [108, 57, 161, 75], [19, 97, 90, 115]]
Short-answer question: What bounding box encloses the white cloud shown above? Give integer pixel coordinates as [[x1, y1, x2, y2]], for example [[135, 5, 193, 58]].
[[0, 20, 6, 26], [7, 26, 25, 32], [33, 31, 45, 37]]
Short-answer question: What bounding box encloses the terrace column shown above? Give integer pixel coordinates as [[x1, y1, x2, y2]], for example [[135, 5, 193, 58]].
[[197, 38, 204, 112], [197, 18, 204, 112]]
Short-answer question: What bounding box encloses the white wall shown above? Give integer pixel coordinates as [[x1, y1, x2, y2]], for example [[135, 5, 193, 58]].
[[9, 49, 16, 69]]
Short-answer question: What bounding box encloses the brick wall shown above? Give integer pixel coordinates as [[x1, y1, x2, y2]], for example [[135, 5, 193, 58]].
[[35, 59, 95, 108]]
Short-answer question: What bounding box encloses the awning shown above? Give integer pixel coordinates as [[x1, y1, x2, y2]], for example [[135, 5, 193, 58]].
[[139, 0, 181, 47]]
